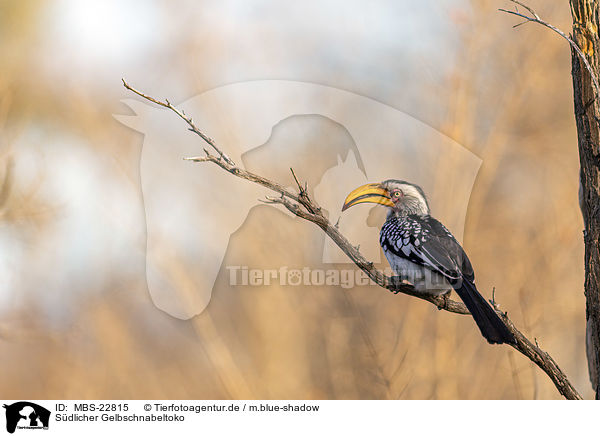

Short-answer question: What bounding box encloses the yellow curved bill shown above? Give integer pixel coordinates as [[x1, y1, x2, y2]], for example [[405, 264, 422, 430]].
[[342, 183, 394, 211]]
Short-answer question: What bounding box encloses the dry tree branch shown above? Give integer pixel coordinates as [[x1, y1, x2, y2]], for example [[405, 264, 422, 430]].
[[499, 0, 600, 100], [123, 81, 583, 400], [122, 79, 235, 166]]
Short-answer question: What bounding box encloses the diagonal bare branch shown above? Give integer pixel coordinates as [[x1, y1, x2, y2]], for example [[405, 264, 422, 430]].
[[123, 81, 583, 400], [122, 79, 235, 166]]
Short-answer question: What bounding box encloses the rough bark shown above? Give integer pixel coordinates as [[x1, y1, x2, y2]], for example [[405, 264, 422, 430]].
[[570, 0, 600, 398]]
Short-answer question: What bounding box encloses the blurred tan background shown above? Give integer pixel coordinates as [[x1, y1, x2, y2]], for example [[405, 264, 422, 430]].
[[0, 0, 590, 399]]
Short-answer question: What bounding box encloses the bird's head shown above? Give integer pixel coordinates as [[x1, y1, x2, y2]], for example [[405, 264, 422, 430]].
[[342, 179, 430, 216]]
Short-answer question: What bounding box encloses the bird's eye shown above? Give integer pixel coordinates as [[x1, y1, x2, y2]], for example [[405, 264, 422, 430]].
[[393, 191, 401, 198]]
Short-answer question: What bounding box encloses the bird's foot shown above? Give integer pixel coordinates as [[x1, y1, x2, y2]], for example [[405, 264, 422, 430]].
[[389, 276, 413, 294]]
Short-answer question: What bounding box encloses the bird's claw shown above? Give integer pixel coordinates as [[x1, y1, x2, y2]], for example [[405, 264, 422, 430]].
[[389, 276, 412, 294]]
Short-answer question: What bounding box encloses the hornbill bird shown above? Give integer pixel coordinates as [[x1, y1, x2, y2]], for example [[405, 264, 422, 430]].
[[342, 179, 515, 345]]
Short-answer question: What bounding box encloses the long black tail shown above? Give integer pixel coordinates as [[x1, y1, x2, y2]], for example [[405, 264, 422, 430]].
[[453, 279, 515, 345]]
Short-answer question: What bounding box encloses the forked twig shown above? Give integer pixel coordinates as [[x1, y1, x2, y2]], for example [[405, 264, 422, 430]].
[[499, 0, 600, 100]]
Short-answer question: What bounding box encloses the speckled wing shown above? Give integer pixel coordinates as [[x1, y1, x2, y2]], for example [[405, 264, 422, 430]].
[[379, 215, 474, 283]]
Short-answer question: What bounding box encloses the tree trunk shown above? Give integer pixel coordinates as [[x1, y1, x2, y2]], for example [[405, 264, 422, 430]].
[[570, 0, 600, 398]]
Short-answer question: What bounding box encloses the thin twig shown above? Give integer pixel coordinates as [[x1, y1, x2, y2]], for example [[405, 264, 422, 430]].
[[184, 155, 301, 203], [290, 168, 303, 193], [509, 0, 539, 19], [289, 167, 320, 214], [499, 1, 600, 101], [122, 79, 235, 166], [124, 81, 583, 400]]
